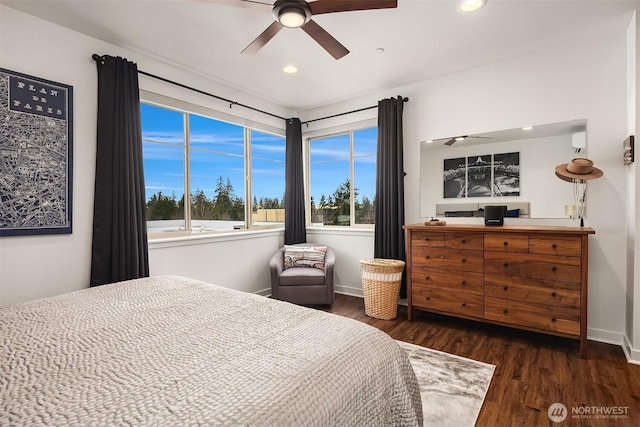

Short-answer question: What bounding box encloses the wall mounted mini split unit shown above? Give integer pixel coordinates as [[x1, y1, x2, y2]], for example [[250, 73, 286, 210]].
[[572, 132, 586, 153]]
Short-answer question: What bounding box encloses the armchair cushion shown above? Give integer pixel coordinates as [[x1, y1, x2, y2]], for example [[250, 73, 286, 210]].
[[284, 245, 327, 270], [279, 267, 326, 286]]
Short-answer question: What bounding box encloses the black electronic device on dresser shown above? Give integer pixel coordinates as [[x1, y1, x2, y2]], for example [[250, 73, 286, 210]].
[[484, 205, 507, 226]]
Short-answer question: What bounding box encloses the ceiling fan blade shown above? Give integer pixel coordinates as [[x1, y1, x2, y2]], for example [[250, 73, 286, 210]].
[[309, 0, 397, 15], [197, 0, 272, 10], [444, 138, 457, 146], [242, 21, 283, 54], [301, 19, 349, 59]]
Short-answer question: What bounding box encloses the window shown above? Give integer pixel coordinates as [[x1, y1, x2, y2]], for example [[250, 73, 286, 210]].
[[141, 102, 285, 235], [250, 130, 286, 226], [308, 127, 377, 226]]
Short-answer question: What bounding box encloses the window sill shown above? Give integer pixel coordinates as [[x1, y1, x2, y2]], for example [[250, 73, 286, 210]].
[[307, 226, 374, 237], [148, 227, 284, 249]]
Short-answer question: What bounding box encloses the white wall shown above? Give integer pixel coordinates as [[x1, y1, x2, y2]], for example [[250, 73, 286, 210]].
[[0, 6, 292, 305], [301, 31, 631, 349]]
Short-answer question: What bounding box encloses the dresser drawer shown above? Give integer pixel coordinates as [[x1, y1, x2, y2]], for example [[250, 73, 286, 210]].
[[484, 251, 581, 282], [411, 231, 445, 247], [413, 286, 483, 318], [445, 232, 483, 250], [412, 267, 483, 294], [484, 274, 580, 309], [485, 297, 580, 336], [412, 247, 483, 272], [484, 234, 529, 253], [529, 235, 581, 257]]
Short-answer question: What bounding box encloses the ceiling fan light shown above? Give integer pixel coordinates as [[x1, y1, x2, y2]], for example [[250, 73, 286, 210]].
[[457, 0, 487, 13], [279, 8, 306, 28]]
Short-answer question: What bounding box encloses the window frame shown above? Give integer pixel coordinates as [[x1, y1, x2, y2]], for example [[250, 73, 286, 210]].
[[305, 122, 378, 229], [140, 93, 286, 239]]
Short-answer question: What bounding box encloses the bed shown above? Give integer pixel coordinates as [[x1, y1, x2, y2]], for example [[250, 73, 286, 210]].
[[1, 275, 422, 426]]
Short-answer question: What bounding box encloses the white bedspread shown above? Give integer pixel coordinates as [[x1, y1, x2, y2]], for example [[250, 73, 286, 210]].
[[1, 275, 422, 426]]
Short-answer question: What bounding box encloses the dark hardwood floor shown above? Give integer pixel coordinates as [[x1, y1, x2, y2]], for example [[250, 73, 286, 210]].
[[321, 294, 640, 427]]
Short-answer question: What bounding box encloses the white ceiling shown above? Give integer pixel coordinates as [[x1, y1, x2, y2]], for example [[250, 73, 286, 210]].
[[2, 0, 638, 111]]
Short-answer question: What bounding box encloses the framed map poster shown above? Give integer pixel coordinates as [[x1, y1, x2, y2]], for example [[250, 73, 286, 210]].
[[0, 68, 73, 236]]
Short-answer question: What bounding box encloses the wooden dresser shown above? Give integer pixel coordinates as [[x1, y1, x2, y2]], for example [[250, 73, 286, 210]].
[[404, 224, 595, 357]]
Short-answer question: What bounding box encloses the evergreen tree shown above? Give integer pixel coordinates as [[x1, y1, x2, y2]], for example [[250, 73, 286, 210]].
[[146, 191, 179, 220], [191, 189, 213, 219]]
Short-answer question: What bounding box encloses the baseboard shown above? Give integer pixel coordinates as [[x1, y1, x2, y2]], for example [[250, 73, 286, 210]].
[[622, 334, 640, 365], [334, 284, 363, 298], [256, 288, 271, 297], [587, 327, 624, 346]]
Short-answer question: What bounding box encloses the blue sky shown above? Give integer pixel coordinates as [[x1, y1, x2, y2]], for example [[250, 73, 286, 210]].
[[141, 103, 377, 204]]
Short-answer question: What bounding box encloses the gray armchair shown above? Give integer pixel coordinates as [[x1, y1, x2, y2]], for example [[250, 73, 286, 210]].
[[269, 244, 335, 305]]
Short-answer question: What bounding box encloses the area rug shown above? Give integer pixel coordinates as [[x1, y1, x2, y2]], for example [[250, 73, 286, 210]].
[[396, 340, 495, 427]]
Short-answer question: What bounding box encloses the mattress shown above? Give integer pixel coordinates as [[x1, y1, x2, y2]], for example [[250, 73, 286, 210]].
[[1, 275, 422, 426]]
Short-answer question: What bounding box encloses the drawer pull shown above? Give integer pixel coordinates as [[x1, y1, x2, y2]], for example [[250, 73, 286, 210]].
[[503, 241, 508, 246], [503, 262, 509, 267], [552, 243, 557, 249], [503, 309, 508, 314], [461, 258, 466, 263], [503, 286, 508, 291], [425, 276, 430, 280], [461, 239, 467, 244], [461, 302, 467, 307], [424, 237, 430, 241], [551, 292, 557, 297], [551, 317, 557, 322], [425, 256, 430, 259], [461, 281, 466, 285], [552, 266, 557, 272], [425, 296, 431, 301]]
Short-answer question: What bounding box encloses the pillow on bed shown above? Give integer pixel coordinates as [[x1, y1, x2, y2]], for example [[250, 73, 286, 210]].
[[284, 245, 327, 270]]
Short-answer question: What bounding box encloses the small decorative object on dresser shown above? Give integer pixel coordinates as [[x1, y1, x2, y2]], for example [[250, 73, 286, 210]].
[[424, 217, 446, 226], [623, 135, 634, 165], [403, 224, 595, 358]]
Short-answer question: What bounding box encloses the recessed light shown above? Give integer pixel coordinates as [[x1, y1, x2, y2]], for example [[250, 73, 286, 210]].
[[457, 0, 487, 13], [522, 126, 533, 130], [283, 65, 298, 74], [455, 136, 466, 141]]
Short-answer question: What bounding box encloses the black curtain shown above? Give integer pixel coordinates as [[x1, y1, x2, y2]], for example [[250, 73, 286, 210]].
[[90, 55, 149, 286], [284, 118, 306, 245], [374, 96, 407, 297]]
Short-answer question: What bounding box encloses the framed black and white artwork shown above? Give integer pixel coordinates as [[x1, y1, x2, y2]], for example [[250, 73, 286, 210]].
[[0, 68, 73, 236], [467, 154, 492, 197], [493, 152, 520, 196], [443, 157, 466, 198]]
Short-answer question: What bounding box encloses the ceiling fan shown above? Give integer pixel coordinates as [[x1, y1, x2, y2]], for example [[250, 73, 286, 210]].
[[436, 135, 494, 146], [207, 0, 398, 59]]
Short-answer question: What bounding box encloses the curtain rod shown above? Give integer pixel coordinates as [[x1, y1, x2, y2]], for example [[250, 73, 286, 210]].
[[91, 54, 408, 126], [301, 96, 408, 126], [92, 54, 287, 121]]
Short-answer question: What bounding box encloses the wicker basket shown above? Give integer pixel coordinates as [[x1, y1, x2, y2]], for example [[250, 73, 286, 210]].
[[359, 258, 405, 320]]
